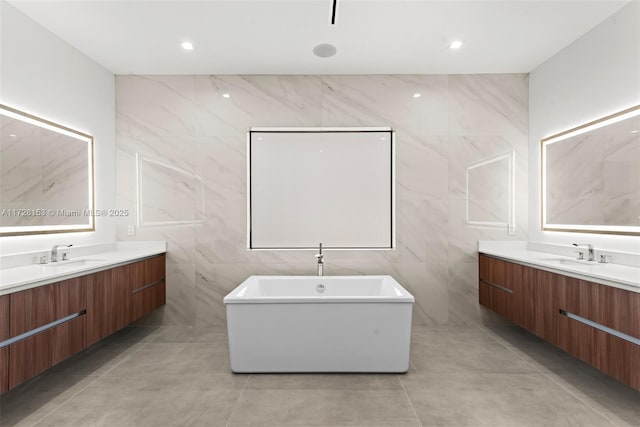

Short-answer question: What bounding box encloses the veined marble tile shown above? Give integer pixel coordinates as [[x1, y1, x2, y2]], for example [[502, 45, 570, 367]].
[[194, 75, 323, 137], [117, 135, 197, 174], [394, 198, 449, 264], [448, 135, 527, 199], [319, 75, 449, 136], [397, 135, 449, 200], [138, 156, 203, 226], [449, 74, 528, 138], [195, 137, 246, 201], [114, 74, 530, 328], [116, 75, 197, 138]]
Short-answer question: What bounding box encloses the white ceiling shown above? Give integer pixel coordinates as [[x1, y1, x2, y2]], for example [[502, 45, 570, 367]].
[[8, 0, 630, 75]]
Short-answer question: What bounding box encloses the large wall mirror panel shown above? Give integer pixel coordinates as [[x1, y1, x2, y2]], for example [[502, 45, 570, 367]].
[[541, 104, 640, 235], [248, 127, 394, 249], [0, 104, 94, 236]]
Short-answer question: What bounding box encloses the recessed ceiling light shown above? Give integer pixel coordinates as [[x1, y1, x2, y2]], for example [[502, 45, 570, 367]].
[[632, 130, 639, 134], [313, 43, 337, 58], [8, 134, 17, 138], [449, 40, 463, 50], [222, 93, 231, 98], [413, 93, 421, 98], [181, 41, 194, 51]]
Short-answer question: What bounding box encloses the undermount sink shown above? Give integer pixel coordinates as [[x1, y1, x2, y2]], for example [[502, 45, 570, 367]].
[[42, 259, 105, 269]]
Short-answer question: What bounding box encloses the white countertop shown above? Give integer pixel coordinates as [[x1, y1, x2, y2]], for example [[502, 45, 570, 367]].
[[0, 241, 166, 296], [479, 241, 640, 294]]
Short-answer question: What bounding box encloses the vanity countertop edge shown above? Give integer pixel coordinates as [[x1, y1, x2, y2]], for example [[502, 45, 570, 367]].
[[479, 244, 640, 294], [0, 241, 166, 296]]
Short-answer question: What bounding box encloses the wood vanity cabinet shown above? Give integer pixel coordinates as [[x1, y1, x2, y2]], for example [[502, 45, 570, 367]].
[[2, 253, 166, 393], [514, 267, 558, 344], [87, 254, 166, 346], [479, 253, 640, 391], [1, 295, 9, 393], [478, 255, 515, 322], [7, 278, 88, 389], [86, 264, 136, 346], [132, 254, 166, 321], [556, 277, 640, 389]]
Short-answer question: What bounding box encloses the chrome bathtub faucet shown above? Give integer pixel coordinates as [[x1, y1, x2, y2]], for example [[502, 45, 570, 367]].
[[572, 243, 594, 262], [315, 242, 324, 276], [51, 244, 72, 263]]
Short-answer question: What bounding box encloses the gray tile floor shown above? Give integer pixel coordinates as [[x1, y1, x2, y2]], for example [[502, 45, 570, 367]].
[[1, 324, 638, 426]]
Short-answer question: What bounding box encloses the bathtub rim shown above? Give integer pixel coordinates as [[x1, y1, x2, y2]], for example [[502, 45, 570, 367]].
[[223, 275, 415, 304]]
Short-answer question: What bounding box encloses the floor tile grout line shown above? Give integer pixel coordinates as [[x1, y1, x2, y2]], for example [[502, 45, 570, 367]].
[[224, 374, 251, 427], [538, 373, 628, 427], [27, 330, 157, 427], [396, 373, 424, 427], [477, 325, 627, 427]]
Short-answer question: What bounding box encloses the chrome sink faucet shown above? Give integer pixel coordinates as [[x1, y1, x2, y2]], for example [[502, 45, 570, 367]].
[[315, 242, 324, 276], [572, 243, 594, 262], [51, 244, 72, 263]]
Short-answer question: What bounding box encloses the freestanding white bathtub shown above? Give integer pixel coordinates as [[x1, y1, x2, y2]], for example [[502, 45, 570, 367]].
[[223, 275, 414, 373]]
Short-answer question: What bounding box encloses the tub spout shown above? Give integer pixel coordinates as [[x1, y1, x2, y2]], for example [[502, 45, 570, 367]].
[[315, 242, 324, 276]]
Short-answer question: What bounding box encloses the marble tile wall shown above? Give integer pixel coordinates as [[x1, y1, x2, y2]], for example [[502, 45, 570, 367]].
[[115, 74, 529, 327]]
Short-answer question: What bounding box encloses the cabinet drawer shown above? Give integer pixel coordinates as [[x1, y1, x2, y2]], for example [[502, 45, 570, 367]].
[[142, 254, 165, 289], [557, 277, 640, 340], [132, 279, 166, 321], [10, 277, 87, 337], [479, 255, 512, 290], [558, 315, 640, 390], [479, 280, 514, 321], [8, 315, 86, 389]]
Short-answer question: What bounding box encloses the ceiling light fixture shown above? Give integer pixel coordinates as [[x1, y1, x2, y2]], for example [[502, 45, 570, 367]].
[[632, 130, 639, 134], [181, 41, 194, 51], [413, 93, 421, 98], [222, 93, 231, 98], [313, 43, 337, 58], [9, 134, 17, 138], [449, 40, 463, 50]]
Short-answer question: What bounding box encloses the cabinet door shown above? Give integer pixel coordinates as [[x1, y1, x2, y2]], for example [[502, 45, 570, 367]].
[[10, 277, 86, 337], [514, 267, 558, 344], [8, 316, 85, 389], [558, 315, 640, 390], [1, 295, 9, 393], [87, 263, 138, 346], [86, 270, 111, 346], [479, 255, 516, 322], [132, 255, 166, 321], [111, 263, 138, 330]]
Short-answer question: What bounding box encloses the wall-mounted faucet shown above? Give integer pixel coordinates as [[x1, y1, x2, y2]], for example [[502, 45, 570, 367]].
[[572, 243, 594, 262], [51, 244, 72, 263], [315, 242, 324, 276]]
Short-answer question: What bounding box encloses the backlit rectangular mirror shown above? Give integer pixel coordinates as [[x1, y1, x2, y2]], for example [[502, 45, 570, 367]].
[[0, 104, 94, 236], [541, 104, 640, 235]]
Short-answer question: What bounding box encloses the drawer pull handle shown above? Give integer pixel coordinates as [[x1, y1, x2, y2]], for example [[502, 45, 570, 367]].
[[132, 279, 164, 294], [559, 309, 640, 345], [480, 279, 513, 294], [0, 310, 86, 349]]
